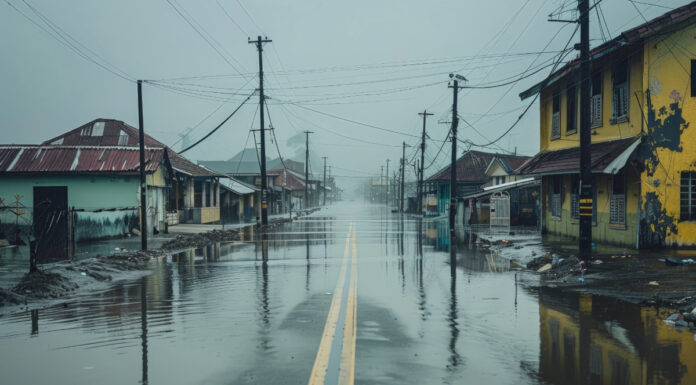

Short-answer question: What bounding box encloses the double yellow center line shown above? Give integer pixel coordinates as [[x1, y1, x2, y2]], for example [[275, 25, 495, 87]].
[[308, 223, 358, 385]]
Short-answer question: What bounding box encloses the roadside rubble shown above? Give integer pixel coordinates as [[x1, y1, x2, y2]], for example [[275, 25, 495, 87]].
[[476, 233, 696, 330], [0, 250, 160, 311], [663, 307, 696, 333], [163, 229, 241, 250]]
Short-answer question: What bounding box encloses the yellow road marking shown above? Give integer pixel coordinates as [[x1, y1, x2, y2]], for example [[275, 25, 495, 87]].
[[338, 230, 358, 385], [308, 223, 353, 385]]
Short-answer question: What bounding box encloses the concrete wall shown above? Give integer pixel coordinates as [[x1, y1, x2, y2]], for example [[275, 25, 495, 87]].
[[0, 169, 167, 242], [640, 23, 696, 248], [543, 167, 640, 248], [539, 48, 644, 152]]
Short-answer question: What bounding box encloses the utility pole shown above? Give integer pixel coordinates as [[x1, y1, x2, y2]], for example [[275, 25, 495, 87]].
[[385, 159, 390, 207], [448, 75, 465, 235], [578, 0, 592, 261], [380, 166, 384, 203], [328, 166, 332, 203], [249, 36, 272, 226], [137, 80, 147, 251], [401, 142, 407, 213], [322, 156, 327, 206], [418, 110, 433, 215], [304, 131, 313, 209]]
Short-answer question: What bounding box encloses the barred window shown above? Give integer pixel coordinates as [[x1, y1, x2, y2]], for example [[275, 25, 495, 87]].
[[551, 93, 561, 140], [681, 172, 696, 220], [550, 176, 562, 218], [610, 171, 626, 225], [612, 59, 629, 121], [566, 83, 577, 135], [591, 72, 603, 128]]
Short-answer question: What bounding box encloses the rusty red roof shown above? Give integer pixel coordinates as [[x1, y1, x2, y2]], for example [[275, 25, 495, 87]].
[[0, 146, 165, 174], [428, 151, 530, 183], [517, 137, 640, 176], [43, 119, 218, 177], [270, 169, 305, 191]]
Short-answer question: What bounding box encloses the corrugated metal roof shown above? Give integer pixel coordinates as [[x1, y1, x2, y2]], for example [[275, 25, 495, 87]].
[[42, 119, 218, 177], [270, 169, 305, 191], [517, 137, 640, 176], [0, 145, 164, 174], [219, 177, 257, 195], [427, 151, 530, 183]]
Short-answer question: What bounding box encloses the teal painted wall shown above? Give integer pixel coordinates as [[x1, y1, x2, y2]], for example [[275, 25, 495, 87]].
[[0, 175, 139, 242]]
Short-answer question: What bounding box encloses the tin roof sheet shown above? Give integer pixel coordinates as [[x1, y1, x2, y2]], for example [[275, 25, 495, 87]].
[[0, 145, 164, 174]]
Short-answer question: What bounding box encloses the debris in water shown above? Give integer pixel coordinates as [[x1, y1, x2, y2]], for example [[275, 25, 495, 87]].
[[537, 263, 552, 273], [648, 281, 660, 286]]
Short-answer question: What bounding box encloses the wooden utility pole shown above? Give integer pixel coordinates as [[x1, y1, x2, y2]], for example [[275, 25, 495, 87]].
[[385, 159, 390, 207], [137, 80, 147, 251], [380, 166, 384, 203], [249, 36, 272, 226], [304, 131, 313, 209], [417, 110, 433, 215], [578, 0, 592, 260], [322, 156, 327, 206], [448, 75, 465, 235], [401, 142, 407, 213]]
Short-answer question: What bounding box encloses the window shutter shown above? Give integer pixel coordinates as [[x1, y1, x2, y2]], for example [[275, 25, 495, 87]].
[[591, 94, 602, 125]]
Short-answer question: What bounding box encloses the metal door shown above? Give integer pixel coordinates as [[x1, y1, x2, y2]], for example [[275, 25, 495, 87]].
[[33, 186, 69, 262], [490, 191, 510, 232]]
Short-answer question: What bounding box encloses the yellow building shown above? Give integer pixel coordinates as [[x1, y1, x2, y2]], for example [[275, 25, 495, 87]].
[[519, 2, 696, 248]]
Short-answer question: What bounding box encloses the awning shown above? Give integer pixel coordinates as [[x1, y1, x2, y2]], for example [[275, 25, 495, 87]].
[[517, 136, 641, 176], [459, 177, 540, 200], [219, 177, 257, 195]]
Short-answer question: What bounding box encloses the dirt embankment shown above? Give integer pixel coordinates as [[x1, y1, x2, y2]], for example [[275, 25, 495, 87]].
[[0, 250, 159, 309]]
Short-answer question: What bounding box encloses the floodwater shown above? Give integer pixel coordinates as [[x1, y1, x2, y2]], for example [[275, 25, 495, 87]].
[[0, 202, 694, 384]]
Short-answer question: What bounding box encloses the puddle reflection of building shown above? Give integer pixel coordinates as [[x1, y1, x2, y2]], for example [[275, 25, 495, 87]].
[[537, 289, 696, 385]]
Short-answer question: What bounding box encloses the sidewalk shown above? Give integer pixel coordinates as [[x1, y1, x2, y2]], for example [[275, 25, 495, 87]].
[[168, 212, 296, 234]]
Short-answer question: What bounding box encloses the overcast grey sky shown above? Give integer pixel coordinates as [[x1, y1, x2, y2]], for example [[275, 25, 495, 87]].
[[1, 0, 687, 190]]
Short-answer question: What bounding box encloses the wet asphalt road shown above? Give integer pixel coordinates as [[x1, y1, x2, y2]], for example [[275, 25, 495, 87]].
[[0, 201, 694, 385]]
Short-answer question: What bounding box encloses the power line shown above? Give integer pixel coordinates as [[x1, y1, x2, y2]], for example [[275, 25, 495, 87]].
[[7, 0, 134, 82], [280, 104, 402, 148], [288, 103, 421, 139], [176, 90, 256, 154], [165, 0, 247, 76]]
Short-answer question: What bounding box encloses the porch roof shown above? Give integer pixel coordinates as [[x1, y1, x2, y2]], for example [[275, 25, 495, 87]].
[[517, 136, 641, 176], [459, 177, 539, 200]]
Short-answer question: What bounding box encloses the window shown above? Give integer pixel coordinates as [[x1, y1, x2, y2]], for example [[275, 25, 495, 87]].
[[681, 172, 696, 220], [91, 121, 105, 136], [566, 83, 577, 135], [550, 176, 562, 218], [552, 93, 561, 140], [194, 181, 203, 207], [611, 59, 629, 122], [591, 71, 603, 127], [610, 170, 626, 225], [118, 130, 129, 145], [691, 60, 696, 97]]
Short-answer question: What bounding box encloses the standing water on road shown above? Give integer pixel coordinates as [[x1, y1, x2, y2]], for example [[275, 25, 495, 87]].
[[0, 202, 694, 384]]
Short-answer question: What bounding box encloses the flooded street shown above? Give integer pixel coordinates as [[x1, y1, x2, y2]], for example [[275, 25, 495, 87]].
[[0, 202, 694, 384]]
